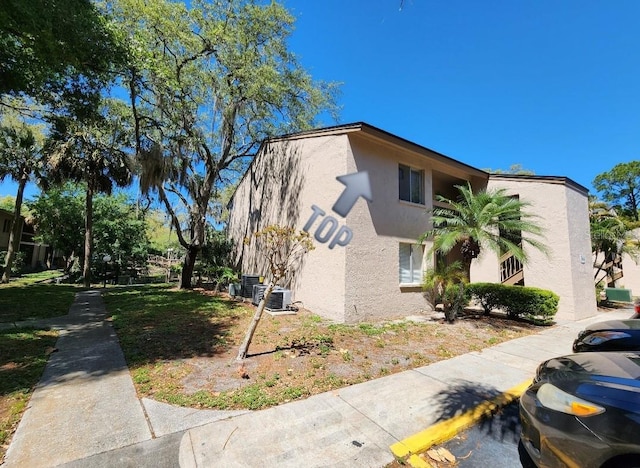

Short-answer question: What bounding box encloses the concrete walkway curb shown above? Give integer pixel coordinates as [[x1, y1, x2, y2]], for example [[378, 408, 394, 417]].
[[3, 290, 152, 468]]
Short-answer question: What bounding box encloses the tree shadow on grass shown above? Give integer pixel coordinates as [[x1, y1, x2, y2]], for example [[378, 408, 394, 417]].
[[104, 284, 245, 366], [0, 328, 58, 397], [0, 287, 244, 391], [247, 336, 333, 358], [0, 284, 80, 322]]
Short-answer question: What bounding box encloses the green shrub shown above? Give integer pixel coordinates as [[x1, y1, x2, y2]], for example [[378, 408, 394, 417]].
[[595, 281, 605, 304], [465, 282, 502, 315], [0, 250, 26, 275], [466, 282, 559, 322]]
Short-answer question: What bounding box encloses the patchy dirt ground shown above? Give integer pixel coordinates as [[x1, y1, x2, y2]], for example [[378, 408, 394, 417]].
[[131, 290, 541, 410]]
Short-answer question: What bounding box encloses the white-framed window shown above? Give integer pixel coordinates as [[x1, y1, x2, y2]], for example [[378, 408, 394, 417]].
[[399, 164, 424, 204], [399, 243, 424, 284]]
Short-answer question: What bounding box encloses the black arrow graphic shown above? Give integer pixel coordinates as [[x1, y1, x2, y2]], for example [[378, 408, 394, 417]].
[[332, 171, 372, 218]]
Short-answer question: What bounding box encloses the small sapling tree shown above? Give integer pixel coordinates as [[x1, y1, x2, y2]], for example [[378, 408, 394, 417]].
[[236, 226, 314, 363]]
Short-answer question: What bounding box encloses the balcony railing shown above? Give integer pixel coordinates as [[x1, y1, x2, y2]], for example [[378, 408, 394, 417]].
[[595, 254, 624, 284], [500, 251, 524, 285]]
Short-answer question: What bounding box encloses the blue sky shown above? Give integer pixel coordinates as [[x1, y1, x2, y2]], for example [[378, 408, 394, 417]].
[[284, 0, 640, 191], [2, 0, 639, 199]]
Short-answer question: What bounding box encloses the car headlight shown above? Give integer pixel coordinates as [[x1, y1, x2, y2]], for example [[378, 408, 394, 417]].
[[537, 383, 605, 417]]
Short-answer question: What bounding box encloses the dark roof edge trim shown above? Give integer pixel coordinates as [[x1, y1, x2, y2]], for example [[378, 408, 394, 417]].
[[489, 173, 589, 195], [271, 122, 488, 178]]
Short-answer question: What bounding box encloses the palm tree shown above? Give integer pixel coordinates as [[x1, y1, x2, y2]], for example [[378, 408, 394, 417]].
[[422, 260, 467, 322], [421, 183, 546, 281], [45, 102, 132, 287], [590, 200, 640, 287], [0, 114, 44, 282]]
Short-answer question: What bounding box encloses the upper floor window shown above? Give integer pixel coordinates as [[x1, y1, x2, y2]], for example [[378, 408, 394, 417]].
[[399, 164, 424, 204]]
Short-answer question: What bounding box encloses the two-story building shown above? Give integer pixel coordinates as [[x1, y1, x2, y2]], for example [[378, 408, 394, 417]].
[[227, 122, 596, 323], [1, 208, 49, 270]]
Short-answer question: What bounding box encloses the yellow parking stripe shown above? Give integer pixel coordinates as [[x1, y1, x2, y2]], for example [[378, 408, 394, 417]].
[[390, 379, 533, 465]]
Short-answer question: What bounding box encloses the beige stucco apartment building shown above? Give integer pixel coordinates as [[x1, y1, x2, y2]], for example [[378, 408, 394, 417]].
[[472, 175, 596, 320], [227, 123, 597, 323], [0, 208, 48, 270]]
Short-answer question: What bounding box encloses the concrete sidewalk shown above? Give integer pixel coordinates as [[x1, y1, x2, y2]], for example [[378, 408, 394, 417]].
[[2, 290, 633, 467]]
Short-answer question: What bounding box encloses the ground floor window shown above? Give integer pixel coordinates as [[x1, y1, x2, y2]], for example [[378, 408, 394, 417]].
[[399, 243, 424, 284]]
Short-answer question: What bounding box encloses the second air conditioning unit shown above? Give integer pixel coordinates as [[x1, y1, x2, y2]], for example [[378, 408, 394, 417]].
[[251, 285, 292, 311], [265, 289, 292, 312], [251, 284, 270, 305], [241, 274, 262, 298]]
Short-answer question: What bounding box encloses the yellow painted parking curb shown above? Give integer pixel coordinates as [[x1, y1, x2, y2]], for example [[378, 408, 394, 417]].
[[390, 379, 533, 466]]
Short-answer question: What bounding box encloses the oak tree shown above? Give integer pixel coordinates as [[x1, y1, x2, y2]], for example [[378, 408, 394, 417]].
[[593, 161, 640, 221], [106, 0, 338, 288]]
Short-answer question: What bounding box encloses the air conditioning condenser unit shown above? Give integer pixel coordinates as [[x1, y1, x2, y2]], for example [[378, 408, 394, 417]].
[[265, 289, 292, 312], [252, 284, 270, 305], [241, 274, 261, 298]]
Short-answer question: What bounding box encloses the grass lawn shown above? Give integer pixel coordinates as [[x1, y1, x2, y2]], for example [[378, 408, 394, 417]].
[[0, 271, 79, 322], [3, 270, 65, 287], [104, 284, 243, 365], [0, 327, 58, 461], [104, 284, 540, 412]]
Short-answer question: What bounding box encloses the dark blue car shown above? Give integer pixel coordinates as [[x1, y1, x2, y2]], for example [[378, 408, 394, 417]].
[[573, 320, 640, 353]]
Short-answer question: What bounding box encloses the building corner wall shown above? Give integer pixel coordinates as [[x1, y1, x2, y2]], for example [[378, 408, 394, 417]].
[[226, 135, 349, 322], [479, 178, 596, 322]]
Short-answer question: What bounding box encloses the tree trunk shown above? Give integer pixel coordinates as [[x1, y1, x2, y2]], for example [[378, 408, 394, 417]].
[[2, 175, 27, 283], [179, 245, 198, 289], [463, 258, 472, 283], [236, 283, 275, 362], [630, 191, 639, 221], [83, 186, 94, 288], [460, 237, 479, 282]]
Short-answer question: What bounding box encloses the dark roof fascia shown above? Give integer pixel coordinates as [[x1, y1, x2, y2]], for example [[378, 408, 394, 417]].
[[271, 122, 489, 178], [268, 122, 364, 142], [356, 123, 488, 178], [229, 122, 506, 208], [488, 173, 589, 196]]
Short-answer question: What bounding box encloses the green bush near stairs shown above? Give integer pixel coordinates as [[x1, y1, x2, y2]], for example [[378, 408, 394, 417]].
[[466, 282, 559, 323]]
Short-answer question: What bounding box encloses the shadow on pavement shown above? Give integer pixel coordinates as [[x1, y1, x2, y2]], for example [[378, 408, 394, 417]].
[[432, 380, 502, 419], [431, 379, 520, 442]]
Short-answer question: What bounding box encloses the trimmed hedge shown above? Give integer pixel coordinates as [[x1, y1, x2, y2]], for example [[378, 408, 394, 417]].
[[466, 282, 559, 321]]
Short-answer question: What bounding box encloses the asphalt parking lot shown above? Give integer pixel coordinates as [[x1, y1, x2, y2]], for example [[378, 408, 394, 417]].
[[439, 401, 535, 468]]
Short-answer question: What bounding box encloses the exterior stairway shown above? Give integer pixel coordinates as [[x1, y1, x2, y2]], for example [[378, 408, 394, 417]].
[[500, 251, 524, 285], [596, 253, 624, 284]]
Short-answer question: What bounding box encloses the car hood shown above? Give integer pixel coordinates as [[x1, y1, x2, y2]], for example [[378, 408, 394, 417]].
[[540, 352, 640, 380]]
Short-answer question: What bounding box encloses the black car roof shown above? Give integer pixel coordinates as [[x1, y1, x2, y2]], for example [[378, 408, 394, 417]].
[[584, 320, 640, 331]]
